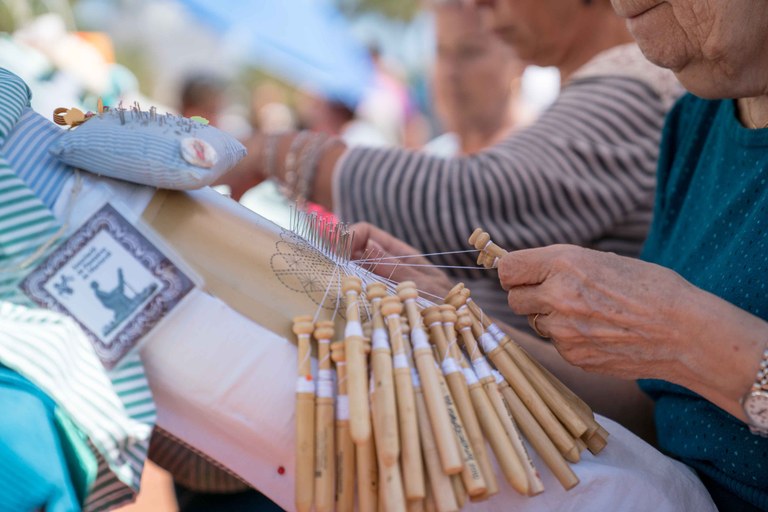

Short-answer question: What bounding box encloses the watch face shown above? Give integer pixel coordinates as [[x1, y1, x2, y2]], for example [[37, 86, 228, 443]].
[[744, 391, 768, 428]]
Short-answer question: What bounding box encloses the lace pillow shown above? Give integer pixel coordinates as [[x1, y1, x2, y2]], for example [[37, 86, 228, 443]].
[[48, 107, 246, 190]]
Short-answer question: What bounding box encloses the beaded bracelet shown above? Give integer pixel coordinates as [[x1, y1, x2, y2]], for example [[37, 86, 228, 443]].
[[278, 131, 311, 200], [295, 133, 331, 205]]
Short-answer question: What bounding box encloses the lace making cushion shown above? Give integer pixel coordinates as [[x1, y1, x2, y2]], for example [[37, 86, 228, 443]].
[[48, 107, 246, 190]]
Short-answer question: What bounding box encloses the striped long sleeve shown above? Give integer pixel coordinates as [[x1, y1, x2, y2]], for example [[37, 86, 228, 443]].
[[337, 75, 668, 261], [333, 66, 679, 325]]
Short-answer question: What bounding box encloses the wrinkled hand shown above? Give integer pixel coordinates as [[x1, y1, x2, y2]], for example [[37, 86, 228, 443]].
[[497, 243, 768, 420], [497, 244, 704, 382], [349, 222, 455, 300]]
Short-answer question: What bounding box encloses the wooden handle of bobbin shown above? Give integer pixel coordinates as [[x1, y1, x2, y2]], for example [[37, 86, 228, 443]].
[[331, 341, 355, 512], [293, 316, 315, 512], [499, 380, 580, 490], [314, 321, 336, 512], [413, 377, 459, 512], [438, 304, 499, 500], [423, 307, 487, 498], [397, 282, 463, 476], [449, 291, 581, 463], [342, 276, 372, 444], [366, 283, 400, 467], [381, 296, 425, 501], [460, 291, 592, 442]]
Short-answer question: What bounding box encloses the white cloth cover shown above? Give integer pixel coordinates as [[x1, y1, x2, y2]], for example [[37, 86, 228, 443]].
[[54, 173, 716, 512]]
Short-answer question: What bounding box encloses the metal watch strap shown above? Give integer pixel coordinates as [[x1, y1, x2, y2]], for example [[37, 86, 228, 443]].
[[746, 344, 768, 436]]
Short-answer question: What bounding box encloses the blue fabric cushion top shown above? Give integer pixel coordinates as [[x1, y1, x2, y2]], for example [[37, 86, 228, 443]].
[[48, 106, 246, 190]]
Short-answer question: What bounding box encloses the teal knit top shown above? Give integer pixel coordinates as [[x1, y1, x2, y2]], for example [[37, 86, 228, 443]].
[[639, 94, 768, 510]]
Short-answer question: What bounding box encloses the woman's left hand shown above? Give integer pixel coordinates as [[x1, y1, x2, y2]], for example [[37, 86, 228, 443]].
[[497, 244, 766, 408]]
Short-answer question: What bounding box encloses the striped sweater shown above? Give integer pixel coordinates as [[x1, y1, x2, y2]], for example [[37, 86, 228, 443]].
[[334, 43, 682, 327]]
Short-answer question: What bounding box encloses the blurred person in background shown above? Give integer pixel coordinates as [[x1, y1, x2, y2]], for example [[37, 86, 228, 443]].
[[424, 0, 529, 157], [177, 72, 228, 126], [218, 0, 681, 340]]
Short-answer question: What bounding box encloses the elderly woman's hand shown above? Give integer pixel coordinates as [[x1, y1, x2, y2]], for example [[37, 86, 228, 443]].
[[349, 222, 455, 300], [499, 244, 694, 380], [497, 244, 768, 419]]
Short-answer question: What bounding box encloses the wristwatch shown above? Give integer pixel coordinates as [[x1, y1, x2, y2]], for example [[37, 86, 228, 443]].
[[741, 345, 768, 436]]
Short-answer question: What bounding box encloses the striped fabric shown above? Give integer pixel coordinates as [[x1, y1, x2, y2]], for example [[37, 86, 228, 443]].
[[4, 107, 70, 209], [149, 426, 249, 493], [0, 67, 155, 510], [334, 43, 681, 328], [48, 107, 247, 190]]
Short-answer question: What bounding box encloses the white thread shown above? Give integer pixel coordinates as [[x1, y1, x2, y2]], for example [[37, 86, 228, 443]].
[[492, 257, 499, 269], [472, 358, 493, 380], [411, 328, 430, 350], [372, 328, 389, 350], [345, 321, 363, 338], [352, 249, 479, 263], [492, 369, 505, 385], [296, 377, 315, 394], [393, 353, 409, 369], [479, 333, 499, 353], [318, 369, 334, 381], [317, 379, 334, 398], [487, 323, 505, 343], [463, 367, 479, 386], [441, 357, 460, 375], [336, 395, 349, 420], [313, 264, 339, 324]]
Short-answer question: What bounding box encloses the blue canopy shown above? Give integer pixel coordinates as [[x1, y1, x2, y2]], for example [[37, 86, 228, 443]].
[[178, 0, 373, 109]]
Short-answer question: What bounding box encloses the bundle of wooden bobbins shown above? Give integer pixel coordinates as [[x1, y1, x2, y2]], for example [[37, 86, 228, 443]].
[[292, 229, 609, 512]]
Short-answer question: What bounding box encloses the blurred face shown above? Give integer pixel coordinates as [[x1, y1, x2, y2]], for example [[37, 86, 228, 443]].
[[472, 0, 592, 67], [433, 5, 521, 134], [610, 0, 768, 97]]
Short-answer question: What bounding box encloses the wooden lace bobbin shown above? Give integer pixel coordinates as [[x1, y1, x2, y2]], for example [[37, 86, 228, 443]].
[[447, 296, 578, 490], [448, 290, 581, 464], [461, 288, 607, 453], [423, 472, 435, 512], [440, 302, 544, 496], [402, 316, 459, 512], [396, 281, 463, 476], [358, 335, 379, 512], [423, 306, 487, 498], [461, 291, 593, 441], [380, 295, 425, 501], [468, 228, 506, 269], [366, 283, 407, 512], [497, 376, 580, 490], [454, 311, 530, 496], [342, 276, 372, 444], [331, 341, 356, 512], [442, 305, 529, 498], [313, 321, 336, 512], [438, 304, 500, 499], [471, 307, 579, 464], [451, 473, 466, 509], [489, 369, 545, 496], [525, 353, 608, 454], [366, 283, 402, 465], [293, 316, 316, 512]]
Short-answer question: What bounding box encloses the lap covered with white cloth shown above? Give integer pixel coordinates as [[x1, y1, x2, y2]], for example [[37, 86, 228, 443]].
[[53, 175, 715, 512]]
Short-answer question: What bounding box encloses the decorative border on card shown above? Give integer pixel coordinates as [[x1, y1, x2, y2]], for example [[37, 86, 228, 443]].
[[20, 203, 195, 368]]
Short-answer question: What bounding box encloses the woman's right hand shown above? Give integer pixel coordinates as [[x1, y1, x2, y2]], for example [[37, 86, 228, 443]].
[[497, 244, 768, 421]]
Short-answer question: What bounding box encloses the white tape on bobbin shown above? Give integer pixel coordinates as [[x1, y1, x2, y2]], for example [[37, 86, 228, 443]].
[[372, 328, 389, 350], [336, 395, 349, 420], [296, 376, 315, 394]]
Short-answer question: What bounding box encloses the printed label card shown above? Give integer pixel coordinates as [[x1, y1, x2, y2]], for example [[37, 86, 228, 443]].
[[21, 203, 196, 368]]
